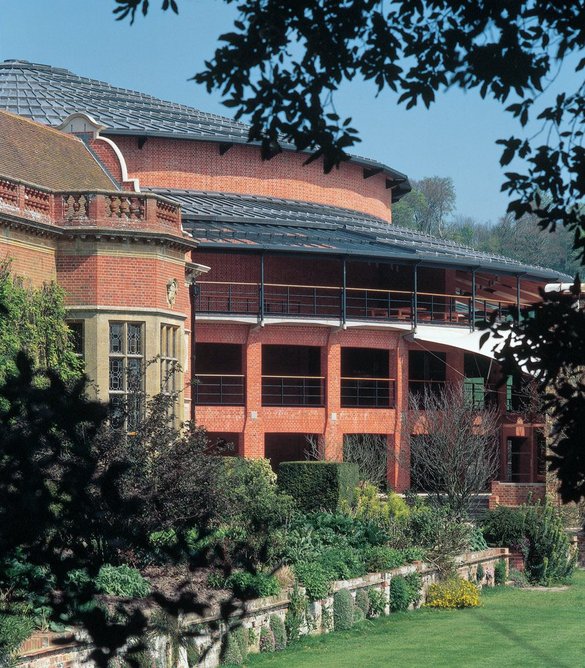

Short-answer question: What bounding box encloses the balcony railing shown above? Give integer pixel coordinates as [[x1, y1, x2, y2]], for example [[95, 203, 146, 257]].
[[262, 375, 324, 406], [194, 374, 245, 405], [341, 377, 396, 408], [196, 281, 518, 328]]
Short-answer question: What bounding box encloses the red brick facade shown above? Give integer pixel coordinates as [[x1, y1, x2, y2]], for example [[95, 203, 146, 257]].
[[113, 136, 393, 221]]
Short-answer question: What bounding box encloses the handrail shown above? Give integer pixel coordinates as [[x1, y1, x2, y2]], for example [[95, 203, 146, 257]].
[[195, 373, 245, 377], [341, 376, 395, 382], [197, 280, 529, 306], [262, 374, 325, 380]]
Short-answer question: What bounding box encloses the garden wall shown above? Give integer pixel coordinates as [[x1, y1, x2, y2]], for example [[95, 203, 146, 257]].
[[17, 548, 508, 668]]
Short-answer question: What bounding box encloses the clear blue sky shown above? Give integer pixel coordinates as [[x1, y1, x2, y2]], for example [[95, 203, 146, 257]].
[[0, 0, 577, 223]]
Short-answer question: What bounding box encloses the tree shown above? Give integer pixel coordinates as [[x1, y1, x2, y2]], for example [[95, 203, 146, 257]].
[[0, 261, 82, 383], [115, 5, 585, 492], [392, 177, 455, 236], [404, 384, 500, 517]]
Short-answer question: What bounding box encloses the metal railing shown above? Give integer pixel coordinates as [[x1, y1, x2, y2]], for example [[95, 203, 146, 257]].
[[341, 377, 396, 408], [193, 374, 245, 405], [262, 375, 325, 406], [196, 280, 522, 327]]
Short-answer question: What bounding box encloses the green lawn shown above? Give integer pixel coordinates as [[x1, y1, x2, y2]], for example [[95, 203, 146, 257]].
[[248, 572, 585, 668]]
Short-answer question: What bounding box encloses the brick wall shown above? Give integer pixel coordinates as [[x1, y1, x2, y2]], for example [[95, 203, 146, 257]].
[[0, 229, 57, 286], [113, 136, 393, 221], [489, 481, 546, 509]]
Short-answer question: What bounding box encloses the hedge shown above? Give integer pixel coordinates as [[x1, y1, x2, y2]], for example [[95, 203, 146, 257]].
[[278, 461, 359, 512]]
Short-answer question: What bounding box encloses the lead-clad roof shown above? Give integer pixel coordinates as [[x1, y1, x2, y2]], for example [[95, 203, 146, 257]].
[[149, 188, 568, 281], [0, 60, 409, 198]]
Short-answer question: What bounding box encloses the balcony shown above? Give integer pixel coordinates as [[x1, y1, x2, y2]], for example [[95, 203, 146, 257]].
[[262, 375, 325, 406], [341, 377, 396, 408], [196, 280, 516, 328], [194, 374, 245, 405]]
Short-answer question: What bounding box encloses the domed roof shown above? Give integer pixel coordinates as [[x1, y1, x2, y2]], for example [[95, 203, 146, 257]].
[[0, 60, 410, 200]]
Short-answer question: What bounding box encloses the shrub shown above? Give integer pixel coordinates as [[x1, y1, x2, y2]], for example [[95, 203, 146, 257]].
[[232, 625, 249, 662], [362, 546, 406, 572], [222, 630, 243, 665], [285, 584, 306, 643], [269, 615, 286, 650], [494, 559, 507, 585], [224, 571, 281, 599], [404, 572, 423, 607], [0, 609, 35, 658], [293, 562, 331, 601], [389, 575, 410, 612], [353, 605, 366, 623], [95, 565, 151, 598], [319, 546, 365, 580], [476, 564, 485, 583], [400, 546, 426, 563], [352, 484, 410, 524], [354, 588, 370, 617], [469, 526, 489, 551], [482, 506, 527, 551], [367, 588, 386, 618], [509, 568, 529, 588], [259, 626, 275, 653], [483, 503, 575, 585], [278, 462, 359, 512], [426, 578, 480, 608], [333, 589, 354, 631]]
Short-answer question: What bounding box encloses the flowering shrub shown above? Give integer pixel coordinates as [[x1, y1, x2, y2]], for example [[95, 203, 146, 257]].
[[426, 578, 480, 609]]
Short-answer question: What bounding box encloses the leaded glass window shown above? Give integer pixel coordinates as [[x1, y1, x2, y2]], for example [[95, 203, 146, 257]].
[[108, 321, 145, 431]]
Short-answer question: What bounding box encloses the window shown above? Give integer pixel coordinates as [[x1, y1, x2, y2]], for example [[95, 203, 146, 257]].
[[108, 322, 144, 431], [160, 324, 180, 394]]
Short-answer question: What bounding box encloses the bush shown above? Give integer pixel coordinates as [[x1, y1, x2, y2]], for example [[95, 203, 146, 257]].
[[483, 503, 575, 585], [354, 588, 370, 617], [285, 584, 306, 643], [476, 564, 485, 583], [259, 626, 275, 653], [494, 559, 507, 585], [352, 484, 410, 524], [333, 589, 354, 631], [224, 571, 281, 599], [232, 625, 249, 662], [509, 567, 529, 588], [362, 546, 406, 572], [0, 609, 35, 658], [319, 546, 365, 580], [426, 578, 480, 608], [353, 605, 366, 623], [293, 562, 331, 601], [95, 565, 151, 598], [367, 588, 386, 618], [269, 615, 286, 650], [389, 575, 411, 612], [278, 462, 359, 513], [222, 630, 243, 665], [404, 572, 423, 607], [469, 526, 489, 551], [482, 506, 527, 551]]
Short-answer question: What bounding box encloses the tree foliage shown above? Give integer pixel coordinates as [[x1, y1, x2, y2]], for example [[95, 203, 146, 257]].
[[0, 262, 82, 383], [393, 177, 456, 237]]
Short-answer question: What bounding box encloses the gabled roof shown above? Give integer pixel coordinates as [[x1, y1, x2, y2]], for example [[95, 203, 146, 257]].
[[0, 109, 116, 191], [0, 60, 410, 200], [149, 188, 569, 282]]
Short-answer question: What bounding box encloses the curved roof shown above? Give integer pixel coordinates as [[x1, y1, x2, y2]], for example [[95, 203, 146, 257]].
[[150, 188, 569, 281], [0, 60, 410, 199]]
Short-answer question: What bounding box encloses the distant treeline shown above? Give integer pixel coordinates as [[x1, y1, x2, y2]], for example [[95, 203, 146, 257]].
[[393, 176, 580, 277]]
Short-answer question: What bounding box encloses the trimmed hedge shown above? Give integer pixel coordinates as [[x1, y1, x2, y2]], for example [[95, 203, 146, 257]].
[[278, 462, 359, 512], [333, 589, 354, 631]]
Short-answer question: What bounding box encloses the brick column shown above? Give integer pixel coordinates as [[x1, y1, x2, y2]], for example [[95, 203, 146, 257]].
[[242, 326, 264, 458], [390, 335, 409, 491], [323, 330, 342, 461]]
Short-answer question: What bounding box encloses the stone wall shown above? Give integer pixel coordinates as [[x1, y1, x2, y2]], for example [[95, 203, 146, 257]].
[[17, 548, 508, 668]]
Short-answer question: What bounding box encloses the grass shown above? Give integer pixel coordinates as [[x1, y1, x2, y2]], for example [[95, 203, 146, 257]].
[[247, 571, 585, 667]]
